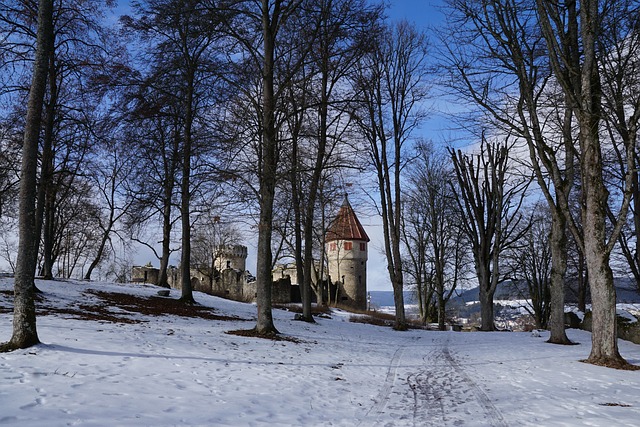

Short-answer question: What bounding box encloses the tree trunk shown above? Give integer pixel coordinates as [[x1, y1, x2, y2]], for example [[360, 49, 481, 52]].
[[299, 76, 330, 323], [157, 209, 172, 288], [84, 221, 112, 280], [580, 0, 625, 366], [254, 0, 279, 335], [34, 47, 57, 282], [157, 130, 179, 289], [582, 118, 625, 366], [634, 165, 640, 291], [179, 74, 195, 304], [437, 288, 446, 331], [2, 0, 54, 351], [547, 211, 571, 344], [479, 287, 495, 331]]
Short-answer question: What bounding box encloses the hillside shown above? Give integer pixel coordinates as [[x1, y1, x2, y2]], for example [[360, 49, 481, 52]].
[[450, 278, 640, 306], [1, 278, 640, 426]]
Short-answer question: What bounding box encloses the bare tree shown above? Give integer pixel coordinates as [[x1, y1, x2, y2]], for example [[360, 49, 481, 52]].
[[598, 2, 640, 293], [536, 0, 636, 368], [218, 0, 312, 335], [353, 20, 429, 330], [504, 203, 553, 330], [402, 141, 467, 329], [191, 212, 242, 287], [441, 0, 577, 344], [1, 0, 53, 351], [124, 0, 226, 301], [84, 132, 135, 280], [449, 137, 528, 331], [281, 0, 381, 321], [122, 85, 182, 288]]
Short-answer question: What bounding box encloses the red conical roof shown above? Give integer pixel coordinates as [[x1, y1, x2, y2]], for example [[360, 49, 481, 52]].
[[326, 196, 370, 242]]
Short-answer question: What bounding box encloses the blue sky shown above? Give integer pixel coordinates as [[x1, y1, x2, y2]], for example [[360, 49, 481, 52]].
[[387, 0, 445, 27]]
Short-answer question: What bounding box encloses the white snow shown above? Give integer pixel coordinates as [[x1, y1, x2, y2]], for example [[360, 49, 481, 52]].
[[617, 309, 638, 324], [1, 278, 640, 426]]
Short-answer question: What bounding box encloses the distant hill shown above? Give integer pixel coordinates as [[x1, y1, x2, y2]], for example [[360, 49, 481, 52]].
[[451, 278, 640, 305], [368, 291, 415, 308], [370, 278, 640, 312]]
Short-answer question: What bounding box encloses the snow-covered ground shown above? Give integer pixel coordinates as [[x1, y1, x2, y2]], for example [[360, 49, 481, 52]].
[[1, 278, 639, 426]]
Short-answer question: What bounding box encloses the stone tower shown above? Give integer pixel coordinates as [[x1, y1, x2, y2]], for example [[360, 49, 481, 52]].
[[214, 245, 247, 272], [325, 195, 370, 310]]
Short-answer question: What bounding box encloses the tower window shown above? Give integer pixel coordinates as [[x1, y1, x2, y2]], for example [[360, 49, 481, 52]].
[[330, 242, 337, 251], [360, 242, 366, 251], [344, 241, 353, 250]]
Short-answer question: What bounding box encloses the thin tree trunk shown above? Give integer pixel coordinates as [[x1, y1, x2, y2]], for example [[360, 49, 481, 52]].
[[179, 75, 195, 304], [254, 0, 279, 335], [634, 165, 640, 291], [34, 48, 57, 282], [157, 129, 179, 288], [2, 0, 54, 351], [84, 222, 112, 280], [299, 77, 330, 323]]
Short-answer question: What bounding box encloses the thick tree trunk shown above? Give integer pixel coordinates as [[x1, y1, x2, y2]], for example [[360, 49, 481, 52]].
[[634, 166, 640, 291], [479, 287, 495, 331], [2, 0, 54, 351], [392, 275, 406, 330], [580, 0, 626, 365], [547, 211, 571, 344], [582, 120, 625, 366]]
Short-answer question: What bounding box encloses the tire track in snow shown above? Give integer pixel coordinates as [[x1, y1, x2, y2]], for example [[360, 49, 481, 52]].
[[441, 344, 508, 427], [407, 336, 508, 427], [362, 342, 407, 422], [361, 334, 508, 427]]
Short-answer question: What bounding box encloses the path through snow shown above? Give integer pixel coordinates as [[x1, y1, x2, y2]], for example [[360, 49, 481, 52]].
[[361, 335, 508, 427], [1, 279, 640, 426]]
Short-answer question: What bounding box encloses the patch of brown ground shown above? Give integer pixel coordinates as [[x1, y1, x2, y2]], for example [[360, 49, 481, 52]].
[[273, 303, 331, 316], [0, 288, 247, 324], [226, 328, 300, 343], [581, 358, 640, 371]]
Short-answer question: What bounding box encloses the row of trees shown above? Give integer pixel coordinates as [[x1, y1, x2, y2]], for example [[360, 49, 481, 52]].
[[0, 0, 428, 342], [436, 0, 640, 368], [1, 0, 639, 370]]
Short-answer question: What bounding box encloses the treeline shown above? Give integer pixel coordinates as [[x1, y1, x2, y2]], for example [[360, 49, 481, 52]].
[[0, 0, 639, 370]]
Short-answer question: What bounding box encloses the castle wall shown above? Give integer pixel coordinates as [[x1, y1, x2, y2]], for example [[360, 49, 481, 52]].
[[273, 262, 324, 287], [215, 245, 247, 272], [131, 266, 159, 285], [135, 244, 300, 306]]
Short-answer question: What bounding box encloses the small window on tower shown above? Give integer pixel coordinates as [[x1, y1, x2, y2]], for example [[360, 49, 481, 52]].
[[359, 242, 366, 251], [330, 242, 337, 251], [344, 241, 353, 250]]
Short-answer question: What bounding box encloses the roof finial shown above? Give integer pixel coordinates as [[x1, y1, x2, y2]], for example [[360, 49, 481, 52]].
[[344, 182, 352, 200]]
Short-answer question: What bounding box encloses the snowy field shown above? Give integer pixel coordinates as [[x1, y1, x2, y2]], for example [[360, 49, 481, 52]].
[[1, 278, 640, 426]]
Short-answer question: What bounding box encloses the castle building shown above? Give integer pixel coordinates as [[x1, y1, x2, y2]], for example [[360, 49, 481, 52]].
[[325, 195, 370, 310], [214, 245, 247, 272]]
